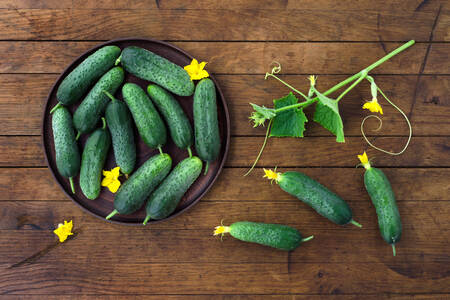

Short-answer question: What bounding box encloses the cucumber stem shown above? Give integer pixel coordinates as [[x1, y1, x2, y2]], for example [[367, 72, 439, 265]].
[[143, 215, 151, 225], [105, 209, 118, 220], [49, 102, 62, 114], [204, 161, 209, 175], [158, 146, 163, 155], [301, 235, 314, 243], [101, 117, 106, 130], [75, 131, 81, 141], [103, 90, 116, 101], [115, 54, 122, 66], [350, 219, 363, 228], [244, 118, 273, 176], [392, 244, 396, 256], [125, 173, 129, 179], [69, 177, 75, 194], [187, 147, 193, 158]]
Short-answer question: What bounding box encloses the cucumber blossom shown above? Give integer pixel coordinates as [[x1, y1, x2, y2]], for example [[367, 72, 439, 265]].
[[73, 66, 124, 136], [214, 221, 313, 251], [120, 46, 194, 96], [264, 169, 362, 227], [144, 156, 202, 224], [358, 152, 401, 256], [51, 106, 80, 194]]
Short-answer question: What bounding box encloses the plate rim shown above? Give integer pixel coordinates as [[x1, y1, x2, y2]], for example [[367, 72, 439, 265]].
[[41, 37, 231, 226]]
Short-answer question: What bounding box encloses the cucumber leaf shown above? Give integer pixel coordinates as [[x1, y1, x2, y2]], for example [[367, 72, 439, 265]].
[[313, 89, 345, 143], [270, 92, 308, 137]]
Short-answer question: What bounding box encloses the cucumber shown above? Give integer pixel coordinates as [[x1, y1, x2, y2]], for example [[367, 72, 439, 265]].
[[51, 106, 80, 194], [214, 221, 313, 251], [73, 67, 124, 136], [360, 154, 401, 256], [79, 118, 111, 200], [265, 169, 362, 227], [55, 45, 121, 108], [147, 84, 193, 153], [120, 46, 194, 97], [106, 153, 172, 219], [122, 83, 167, 150], [143, 156, 202, 224], [104, 91, 136, 175], [193, 78, 221, 174]]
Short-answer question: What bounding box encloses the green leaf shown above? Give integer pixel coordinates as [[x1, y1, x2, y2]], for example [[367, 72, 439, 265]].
[[313, 89, 345, 142], [270, 92, 308, 138]]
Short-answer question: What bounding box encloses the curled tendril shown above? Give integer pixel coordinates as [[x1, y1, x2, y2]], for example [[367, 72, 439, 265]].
[[361, 87, 412, 156], [265, 61, 282, 79]]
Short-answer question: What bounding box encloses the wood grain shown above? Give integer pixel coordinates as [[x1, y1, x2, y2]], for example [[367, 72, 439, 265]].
[[0, 9, 447, 41], [1, 168, 448, 202], [0, 296, 448, 300]]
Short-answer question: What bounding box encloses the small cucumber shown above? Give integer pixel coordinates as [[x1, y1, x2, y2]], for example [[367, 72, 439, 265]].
[[106, 153, 172, 219], [73, 67, 124, 135], [120, 46, 194, 96], [79, 118, 111, 200], [359, 153, 401, 256], [55, 46, 121, 107], [122, 83, 167, 150], [143, 156, 202, 224], [193, 78, 221, 174], [264, 169, 362, 227], [147, 84, 193, 153], [214, 221, 313, 251], [104, 91, 136, 175], [51, 106, 80, 193]]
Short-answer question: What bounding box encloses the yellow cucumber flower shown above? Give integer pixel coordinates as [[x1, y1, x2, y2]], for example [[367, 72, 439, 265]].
[[101, 167, 121, 193], [184, 59, 209, 81], [53, 220, 74, 243], [363, 98, 383, 115], [213, 225, 231, 236], [263, 168, 281, 183], [357, 151, 371, 170], [308, 75, 317, 87]]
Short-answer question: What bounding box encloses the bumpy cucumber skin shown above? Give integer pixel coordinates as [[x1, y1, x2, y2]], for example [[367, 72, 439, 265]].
[[146, 156, 202, 220], [73, 67, 124, 134], [147, 84, 193, 150], [230, 221, 302, 251], [57, 46, 121, 105], [193, 78, 221, 163], [106, 99, 136, 175], [364, 167, 402, 245], [122, 83, 167, 149], [121, 46, 194, 96], [279, 171, 353, 225], [52, 106, 80, 178], [114, 154, 172, 215], [79, 127, 111, 200]]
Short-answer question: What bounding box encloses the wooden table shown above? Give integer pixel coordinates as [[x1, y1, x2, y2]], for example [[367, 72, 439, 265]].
[[0, 0, 449, 298]]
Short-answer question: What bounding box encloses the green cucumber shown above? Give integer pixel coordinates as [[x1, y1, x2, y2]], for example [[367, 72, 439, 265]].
[[51, 106, 80, 194], [193, 78, 221, 174], [143, 156, 202, 224], [120, 46, 194, 96], [104, 91, 136, 175], [361, 156, 401, 256], [106, 153, 172, 219], [265, 169, 362, 227], [79, 118, 111, 200], [214, 221, 313, 251], [73, 67, 124, 136], [122, 83, 167, 150], [147, 84, 193, 153], [54, 46, 121, 108]]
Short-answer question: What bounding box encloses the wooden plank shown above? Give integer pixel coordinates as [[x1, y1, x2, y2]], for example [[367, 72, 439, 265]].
[[0, 41, 432, 74], [0, 9, 445, 41], [2, 74, 449, 136], [0, 0, 71, 8], [0, 201, 448, 265], [0, 261, 448, 294], [1, 296, 448, 300], [424, 44, 450, 74], [1, 168, 448, 201], [1, 136, 448, 167]]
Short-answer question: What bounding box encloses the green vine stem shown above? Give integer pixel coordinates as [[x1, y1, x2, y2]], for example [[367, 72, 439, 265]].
[[244, 119, 273, 176], [301, 235, 314, 243]]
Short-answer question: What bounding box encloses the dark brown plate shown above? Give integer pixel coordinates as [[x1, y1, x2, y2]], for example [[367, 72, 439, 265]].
[[42, 38, 230, 225]]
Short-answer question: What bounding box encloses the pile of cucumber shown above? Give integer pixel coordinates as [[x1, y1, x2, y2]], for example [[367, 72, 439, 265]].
[[50, 45, 221, 224]]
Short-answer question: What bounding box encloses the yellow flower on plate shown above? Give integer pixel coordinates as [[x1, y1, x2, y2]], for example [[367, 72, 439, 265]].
[[184, 59, 209, 81], [357, 151, 372, 170], [363, 98, 383, 115], [101, 167, 121, 193], [263, 168, 281, 183], [53, 220, 74, 243]]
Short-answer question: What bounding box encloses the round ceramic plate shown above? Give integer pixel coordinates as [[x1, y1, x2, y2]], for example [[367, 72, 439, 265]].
[[42, 38, 230, 225]]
